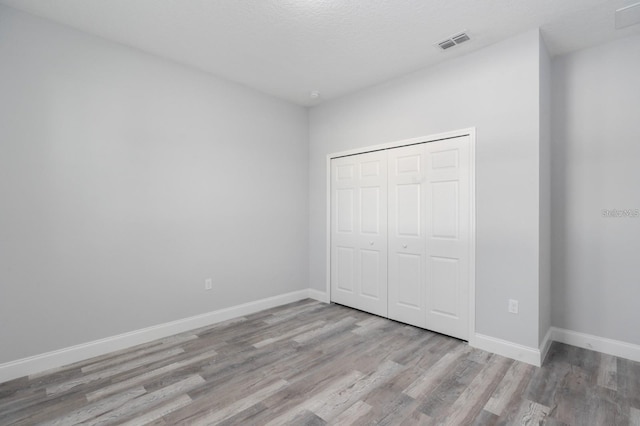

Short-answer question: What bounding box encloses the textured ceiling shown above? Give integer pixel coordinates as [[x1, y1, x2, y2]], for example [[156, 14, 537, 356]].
[[1, 0, 639, 105]]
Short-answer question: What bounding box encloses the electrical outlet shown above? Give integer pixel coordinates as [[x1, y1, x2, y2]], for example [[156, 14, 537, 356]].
[[508, 299, 519, 314], [205, 278, 212, 291]]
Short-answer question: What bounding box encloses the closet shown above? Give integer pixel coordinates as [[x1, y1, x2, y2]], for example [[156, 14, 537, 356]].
[[330, 135, 472, 340]]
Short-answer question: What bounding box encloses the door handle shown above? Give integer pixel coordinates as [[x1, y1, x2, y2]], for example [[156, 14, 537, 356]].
[[402, 244, 408, 248]]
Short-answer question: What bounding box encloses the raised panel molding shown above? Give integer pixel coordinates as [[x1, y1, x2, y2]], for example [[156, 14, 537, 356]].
[[360, 187, 381, 234], [431, 181, 459, 238], [396, 155, 421, 173], [431, 149, 459, 169], [360, 160, 381, 177]]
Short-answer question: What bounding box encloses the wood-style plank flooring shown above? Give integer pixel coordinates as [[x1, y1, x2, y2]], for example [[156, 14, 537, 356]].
[[1, 299, 638, 425]]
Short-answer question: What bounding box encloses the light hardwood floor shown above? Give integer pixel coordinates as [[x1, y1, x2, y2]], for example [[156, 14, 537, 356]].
[[1, 299, 638, 425]]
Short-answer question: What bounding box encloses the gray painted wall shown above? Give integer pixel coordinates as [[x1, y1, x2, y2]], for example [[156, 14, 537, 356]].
[[309, 31, 543, 349], [538, 35, 552, 346], [551, 34, 640, 345], [0, 6, 309, 364], [5, 0, 637, 367]]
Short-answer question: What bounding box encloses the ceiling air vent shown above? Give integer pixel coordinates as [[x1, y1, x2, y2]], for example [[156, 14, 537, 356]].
[[437, 32, 471, 51], [452, 33, 470, 44], [438, 39, 456, 50]]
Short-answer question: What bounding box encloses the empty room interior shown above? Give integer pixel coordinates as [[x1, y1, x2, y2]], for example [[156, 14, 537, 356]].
[[1, 0, 639, 424]]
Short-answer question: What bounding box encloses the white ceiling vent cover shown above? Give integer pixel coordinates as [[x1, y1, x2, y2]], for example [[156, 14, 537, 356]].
[[437, 32, 471, 51]]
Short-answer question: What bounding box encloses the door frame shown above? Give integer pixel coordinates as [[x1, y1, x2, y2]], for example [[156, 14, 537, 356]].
[[325, 127, 476, 343]]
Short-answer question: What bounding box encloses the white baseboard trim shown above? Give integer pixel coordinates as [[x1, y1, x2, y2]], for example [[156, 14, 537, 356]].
[[308, 289, 330, 303], [551, 327, 640, 363], [472, 333, 542, 366], [6, 293, 640, 384], [0, 289, 311, 384], [539, 327, 553, 365]]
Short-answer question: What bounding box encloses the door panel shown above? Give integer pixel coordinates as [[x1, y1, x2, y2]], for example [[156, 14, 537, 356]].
[[361, 249, 381, 298], [429, 256, 460, 317], [431, 149, 458, 170], [397, 155, 421, 174], [336, 189, 355, 233], [396, 184, 421, 236], [331, 151, 388, 317], [396, 253, 422, 308], [425, 136, 471, 340], [360, 160, 381, 177], [388, 144, 426, 327], [360, 187, 381, 234], [431, 181, 459, 238], [335, 247, 355, 292]]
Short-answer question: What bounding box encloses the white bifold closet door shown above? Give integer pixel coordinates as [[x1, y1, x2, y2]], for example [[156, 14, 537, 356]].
[[331, 135, 471, 340], [330, 150, 388, 317], [387, 144, 427, 328], [423, 137, 471, 340], [388, 137, 471, 340]]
